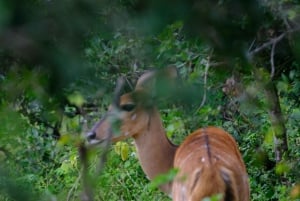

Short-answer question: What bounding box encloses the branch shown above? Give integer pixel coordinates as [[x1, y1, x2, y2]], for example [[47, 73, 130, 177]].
[[248, 27, 300, 79], [67, 172, 81, 201], [283, 17, 292, 30], [200, 57, 210, 108], [248, 32, 286, 56], [248, 38, 256, 52], [270, 42, 276, 79], [248, 26, 300, 57], [78, 143, 94, 201], [195, 53, 211, 113], [97, 76, 125, 172], [77, 77, 126, 201]]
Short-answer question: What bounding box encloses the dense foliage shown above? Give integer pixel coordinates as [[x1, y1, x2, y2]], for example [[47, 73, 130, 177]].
[[0, 0, 300, 201]]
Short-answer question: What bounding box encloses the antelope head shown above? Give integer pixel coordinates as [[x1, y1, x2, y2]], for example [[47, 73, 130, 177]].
[[86, 66, 178, 145]]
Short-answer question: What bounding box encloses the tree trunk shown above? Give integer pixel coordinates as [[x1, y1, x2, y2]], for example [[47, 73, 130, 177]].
[[264, 81, 288, 163], [253, 67, 289, 163]]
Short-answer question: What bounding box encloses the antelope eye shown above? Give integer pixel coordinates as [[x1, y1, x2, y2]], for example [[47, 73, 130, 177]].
[[120, 103, 136, 112]]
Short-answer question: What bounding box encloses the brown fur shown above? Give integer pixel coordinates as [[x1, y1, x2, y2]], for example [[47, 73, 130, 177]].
[[87, 67, 250, 200], [173, 127, 249, 201]]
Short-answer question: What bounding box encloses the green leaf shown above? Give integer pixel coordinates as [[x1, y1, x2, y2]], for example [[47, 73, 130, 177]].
[[275, 161, 290, 175], [120, 142, 129, 161], [67, 92, 85, 107], [149, 168, 179, 190], [202, 194, 223, 201], [114, 142, 130, 161], [287, 9, 297, 20], [291, 108, 300, 120], [264, 127, 274, 146]]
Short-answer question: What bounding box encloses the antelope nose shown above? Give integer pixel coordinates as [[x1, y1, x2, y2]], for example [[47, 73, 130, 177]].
[[86, 131, 96, 141]]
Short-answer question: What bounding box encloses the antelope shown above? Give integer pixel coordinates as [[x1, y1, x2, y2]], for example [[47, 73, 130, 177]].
[[86, 67, 250, 201]]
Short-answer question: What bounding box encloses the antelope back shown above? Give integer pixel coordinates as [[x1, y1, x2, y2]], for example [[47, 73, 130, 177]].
[[172, 127, 249, 201]]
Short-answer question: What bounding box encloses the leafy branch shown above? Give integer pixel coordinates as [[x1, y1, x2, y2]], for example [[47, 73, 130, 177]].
[[77, 77, 126, 201]]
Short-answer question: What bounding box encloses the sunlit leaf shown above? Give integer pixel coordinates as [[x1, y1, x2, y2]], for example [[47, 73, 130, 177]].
[[67, 92, 85, 107], [120, 142, 129, 161], [202, 194, 223, 201], [57, 134, 72, 146], [114, 142, 130, 161], [287, 8, 299, 20], [275, 161, 290, 175], [114, 141, 122, 155], [264, 127, 274, 146]]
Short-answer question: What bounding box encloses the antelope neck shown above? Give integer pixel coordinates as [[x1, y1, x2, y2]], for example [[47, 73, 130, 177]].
[[133, 108, 178, 193]]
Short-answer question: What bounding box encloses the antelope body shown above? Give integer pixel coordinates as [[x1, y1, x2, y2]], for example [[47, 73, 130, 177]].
[[86, 67, 250, 201]]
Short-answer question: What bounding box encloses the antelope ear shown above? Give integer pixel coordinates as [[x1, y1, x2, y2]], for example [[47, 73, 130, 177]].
[[159, 65, 178, 80], [135, 70, 156, 90], [135, 65, 178, 90]]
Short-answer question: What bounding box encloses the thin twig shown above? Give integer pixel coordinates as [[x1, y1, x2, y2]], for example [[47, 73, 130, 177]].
[[67, 172, 81, 201], [270, 42, 276, 79], [248, 38, 256, 52], [96, 136, 111, 173], [195, 54, 211, 113], [125, 76, 134, 90], [210, 61, 226, 67], [201, 57, 210, 108], [79, 143, 94, 201], [283, 17, 292, 30], [77, 77, 126, 201], [96, 76, 125, 173]]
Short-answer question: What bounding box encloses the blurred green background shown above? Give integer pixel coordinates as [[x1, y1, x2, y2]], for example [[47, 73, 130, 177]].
[[0, 0, 300, 200]]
